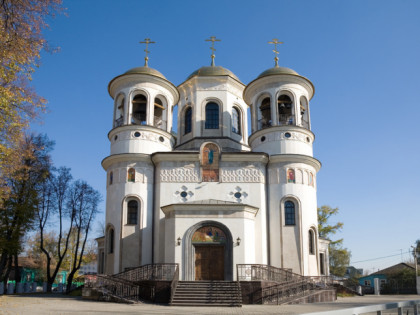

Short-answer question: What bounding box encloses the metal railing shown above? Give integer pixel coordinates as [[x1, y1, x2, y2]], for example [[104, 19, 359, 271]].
[[237, 264, 296, 282], [169, 264, 179, 305], [113, 263, 178, 282], [302, 299, 420, 315], [94, 274, 142, 302], [278, 114, 294, 125], [237, 264, 334, 305], [114, 117, 123, 127], [260, 276, 335, 305]]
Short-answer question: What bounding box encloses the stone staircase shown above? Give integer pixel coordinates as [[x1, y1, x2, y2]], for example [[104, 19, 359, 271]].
[[171, 281, 242, 307]]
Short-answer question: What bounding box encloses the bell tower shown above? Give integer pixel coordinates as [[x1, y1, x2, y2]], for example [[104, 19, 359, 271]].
[[102, 40, 179, 273], [244, 40, 322, 275]]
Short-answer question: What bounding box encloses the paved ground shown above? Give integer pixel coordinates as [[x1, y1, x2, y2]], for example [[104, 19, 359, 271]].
[[0, 294, 419, 315]]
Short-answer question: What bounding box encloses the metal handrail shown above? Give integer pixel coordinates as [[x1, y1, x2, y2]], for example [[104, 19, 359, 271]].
[[237, 264, 334, 305], [113, 263, 178, 282], [169, 264, 179, 305], [94, 274, 141, 302]]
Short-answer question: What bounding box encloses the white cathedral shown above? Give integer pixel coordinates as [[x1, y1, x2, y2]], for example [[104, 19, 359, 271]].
[[99, 40, 330, 281]]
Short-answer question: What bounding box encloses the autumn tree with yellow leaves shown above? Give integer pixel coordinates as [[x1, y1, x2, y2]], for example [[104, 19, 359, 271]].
[[0, 0, 62, 200]]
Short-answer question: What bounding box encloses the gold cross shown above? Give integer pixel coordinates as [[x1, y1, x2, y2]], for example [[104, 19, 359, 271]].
[[268, 38, 284, 67], [140, 38, 156, 67], [205, 36, 221, 66]]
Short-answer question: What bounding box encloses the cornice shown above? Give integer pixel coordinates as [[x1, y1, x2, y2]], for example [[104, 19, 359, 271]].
[[161, 202, 259, 218], [108, 73, 179, 103], [248, 125, 315, 144], [151, 152, 199, 164], [243, 74, 315, 104], [269, 154, 322, 171], [101, 153, 152, 170], [221, 152, 268, 163], [108, 124, 175, 142]]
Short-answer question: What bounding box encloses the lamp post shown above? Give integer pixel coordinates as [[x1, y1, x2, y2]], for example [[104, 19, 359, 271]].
[[412, 245, 419, 295]]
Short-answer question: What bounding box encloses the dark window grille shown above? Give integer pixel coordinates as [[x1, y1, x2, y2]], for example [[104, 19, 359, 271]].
[[127, 200, 138, 225], [285, 201, 295, 225], [109, 229, 114, 253], [205, 102, 219, 129], [184, 107, 192, 134], [309, 230, 315, 254]]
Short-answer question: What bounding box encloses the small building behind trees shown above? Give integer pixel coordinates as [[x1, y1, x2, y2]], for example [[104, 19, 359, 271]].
[[359, 263, 416, 294]]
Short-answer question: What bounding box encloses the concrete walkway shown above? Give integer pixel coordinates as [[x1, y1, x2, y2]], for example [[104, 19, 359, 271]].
[[0, 294, 418, 315]]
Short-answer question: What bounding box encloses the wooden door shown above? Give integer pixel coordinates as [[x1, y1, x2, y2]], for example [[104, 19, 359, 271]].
[[195, 245, 224, 280]]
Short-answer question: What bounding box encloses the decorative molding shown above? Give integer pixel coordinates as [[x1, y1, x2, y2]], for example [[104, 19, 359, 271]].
[[221, 166, 265, 183], [160, 164, 200, 182], [228, 186, 248, 203], [268, 166, 316, 187], [174, 185, 194, 202]]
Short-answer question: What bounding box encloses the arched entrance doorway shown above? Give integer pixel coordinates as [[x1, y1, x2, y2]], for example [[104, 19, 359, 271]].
[[192, 226, 226, 280], [183, 221, 233, 281]]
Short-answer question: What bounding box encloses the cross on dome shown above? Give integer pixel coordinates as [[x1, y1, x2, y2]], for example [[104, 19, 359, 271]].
[[205, 36, 221, 66], [268, 38, 284, 67], [139, 38, 156, 67]]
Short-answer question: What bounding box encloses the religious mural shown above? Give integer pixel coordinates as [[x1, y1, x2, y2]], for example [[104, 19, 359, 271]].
[[287, 169, 295, 183], [128, 168, 135, 182], [192, 226, 227, 244], [201, 143, 220, 182]]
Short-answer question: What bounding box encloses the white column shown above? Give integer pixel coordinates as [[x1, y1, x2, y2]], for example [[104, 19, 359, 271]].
[[374, 278, 380, 295], [148, 93, 155, 126], [271, 93, 277, 126], [124, 93, 130, 125]]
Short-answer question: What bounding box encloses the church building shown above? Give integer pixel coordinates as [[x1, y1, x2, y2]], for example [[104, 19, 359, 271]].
[[100, 39, 329, 281]]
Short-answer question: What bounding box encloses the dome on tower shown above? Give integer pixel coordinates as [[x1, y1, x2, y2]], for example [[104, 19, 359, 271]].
[[185, 65, 241, 83], [123, 66, 166, 80], [257, 66, 299, 78]]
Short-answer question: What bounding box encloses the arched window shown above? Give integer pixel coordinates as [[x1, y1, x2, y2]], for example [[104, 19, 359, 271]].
[[115, 97, 124, 127], [127, 168, 135, 182], [132, 94, 147, 125], [205, 102, 219, 129], [127, 200, 138, 225], [108, 228, 114, 254], [309, 229, 315, 255], [109, 171, 113, 185], [184, 107, 192, 134], [309, 173, 314, 187], [259, 97, 271, 129], [278, 95, 294, 125], [232, 107, 241, 135], [154, 97, 164, 128], [285, 201, 295, 225], [287, 169, 295, 183], [300, 96, 309, 129], [320, 253, 325, 275]]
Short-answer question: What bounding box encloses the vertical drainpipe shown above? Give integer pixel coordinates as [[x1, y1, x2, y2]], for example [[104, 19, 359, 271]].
[[265, 156, 271, 266]]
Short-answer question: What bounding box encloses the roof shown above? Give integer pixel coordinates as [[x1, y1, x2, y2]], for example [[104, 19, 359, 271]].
[[370, 263, 415, 276], [123, 66, 166, 80], [185, 65, 241, 83], [14, 256, 40, 269], [257, 66, 299, 78]]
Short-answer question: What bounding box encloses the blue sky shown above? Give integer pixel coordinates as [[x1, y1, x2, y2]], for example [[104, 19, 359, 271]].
[[31, 0, 420, 273]]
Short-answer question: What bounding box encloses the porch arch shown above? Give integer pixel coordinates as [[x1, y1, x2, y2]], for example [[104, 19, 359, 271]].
[[183, 220, 233, 281]]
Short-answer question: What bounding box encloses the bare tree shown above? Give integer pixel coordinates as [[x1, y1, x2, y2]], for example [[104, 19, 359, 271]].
[[65, 180, 100, 293], [36, 166, 75, 292]]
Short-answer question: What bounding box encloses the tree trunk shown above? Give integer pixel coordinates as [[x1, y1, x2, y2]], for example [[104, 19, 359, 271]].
[[14, 254, 20, 283], [66, 271, 76, 294], [3, 255, 13, 284], [0, 252, 8, 282]]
